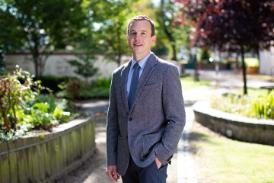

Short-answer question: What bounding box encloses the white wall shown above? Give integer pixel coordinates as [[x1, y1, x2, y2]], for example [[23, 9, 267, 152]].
[[259, 47, 274, 75], [4, 52, 118, 79], [4, 52, 182, 78]]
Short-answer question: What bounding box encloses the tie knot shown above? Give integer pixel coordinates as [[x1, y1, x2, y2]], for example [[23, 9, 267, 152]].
[[133, 63, 140, 70]]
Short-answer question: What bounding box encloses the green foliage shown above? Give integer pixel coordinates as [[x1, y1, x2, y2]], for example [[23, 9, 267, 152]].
[[200, 48, 210, 63], [58, 76, 111, 100], [0, 66, 37, 131], [0, 50, 6, 74], [0, 67, 72, 141], [0, 0, 87, 77], [79, 77, 111, 99], [250, 91, 274, 119], [91, 76, 112, 88], [86, 0, 140, 64], [69, 55, 98, 79], [29, 102, 56, 129], [37, 76, 73, 93], [211, 91, 274, 119], [155, 0, 191, 60], [54, 107, 70, 123]]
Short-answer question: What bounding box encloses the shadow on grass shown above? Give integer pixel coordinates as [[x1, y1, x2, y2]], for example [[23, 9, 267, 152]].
[[178, 131, 216, 154]]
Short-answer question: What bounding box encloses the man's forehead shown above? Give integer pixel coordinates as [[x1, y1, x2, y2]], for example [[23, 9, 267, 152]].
[[129, 20, 151, 31]]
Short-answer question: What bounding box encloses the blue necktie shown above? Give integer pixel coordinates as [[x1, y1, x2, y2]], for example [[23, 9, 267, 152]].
[[128, 63, 140, 109]]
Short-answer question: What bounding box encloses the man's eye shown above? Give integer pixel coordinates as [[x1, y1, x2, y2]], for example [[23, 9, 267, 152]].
[[130, 32, 137, 35], [141, 32, 146, 35]]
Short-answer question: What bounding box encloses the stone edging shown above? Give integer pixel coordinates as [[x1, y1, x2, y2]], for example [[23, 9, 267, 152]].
[[0, 118, 96, 183], [193, 101, 274, 145]]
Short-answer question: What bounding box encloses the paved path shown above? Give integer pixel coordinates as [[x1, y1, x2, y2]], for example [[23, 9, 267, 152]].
[[58, 100, 183, 183], [58, 101, 202, 183], [186, 69, 274, 89], [57, 70, 273, 183]]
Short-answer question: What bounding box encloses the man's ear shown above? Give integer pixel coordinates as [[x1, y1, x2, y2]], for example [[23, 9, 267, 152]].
[[152, 35, 156, 44]]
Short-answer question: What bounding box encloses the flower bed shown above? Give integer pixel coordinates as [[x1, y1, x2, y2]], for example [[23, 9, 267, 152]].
[[193, 101, 274, 145], [0, 117, 95, 183]]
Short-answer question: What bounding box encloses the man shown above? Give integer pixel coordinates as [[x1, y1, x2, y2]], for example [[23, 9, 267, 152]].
[[106, 15, 185, 183]]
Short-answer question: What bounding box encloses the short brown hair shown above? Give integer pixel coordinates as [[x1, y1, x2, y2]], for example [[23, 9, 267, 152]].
[[127, 15, 155, 36]]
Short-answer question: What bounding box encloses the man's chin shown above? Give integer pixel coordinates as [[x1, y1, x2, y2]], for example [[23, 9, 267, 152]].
[[133, 46, 143, 50], [132, 47, 144, 53]]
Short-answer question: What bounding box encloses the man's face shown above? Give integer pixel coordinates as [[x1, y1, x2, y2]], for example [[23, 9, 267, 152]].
[[127, 20, 156, 58]]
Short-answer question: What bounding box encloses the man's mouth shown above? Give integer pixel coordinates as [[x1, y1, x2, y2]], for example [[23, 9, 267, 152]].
[[134, 43, 143, 47]]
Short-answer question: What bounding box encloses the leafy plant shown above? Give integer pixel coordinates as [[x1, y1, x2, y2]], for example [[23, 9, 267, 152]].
[[0, 66, 73, 141], [211, 91, 274, 120], [0, 66, 37, 131], [250, 91, 274, 119], [29, 102, 56, 129]]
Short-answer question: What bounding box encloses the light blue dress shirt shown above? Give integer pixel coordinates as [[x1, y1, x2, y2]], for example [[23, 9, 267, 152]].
[[126, 53, 151, 96]]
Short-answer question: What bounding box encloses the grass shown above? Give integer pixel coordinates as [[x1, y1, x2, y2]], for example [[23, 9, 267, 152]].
[[180, 75, 211, 91], [190, 122, 274, 183]]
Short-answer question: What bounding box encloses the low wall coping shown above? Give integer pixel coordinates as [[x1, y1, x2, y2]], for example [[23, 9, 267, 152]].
[[0, 117, 93, 156], [193, 101, 274, 145], [193, 101, 274, 126]]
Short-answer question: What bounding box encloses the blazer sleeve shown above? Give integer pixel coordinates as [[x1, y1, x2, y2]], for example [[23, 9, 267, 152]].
[[154, 65, 186, 164], [106, 72, 119, 166]]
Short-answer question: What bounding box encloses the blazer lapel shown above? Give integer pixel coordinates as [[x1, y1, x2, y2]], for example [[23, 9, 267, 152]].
[[130, 54, 158, 111], [120, 61, 131, 112]]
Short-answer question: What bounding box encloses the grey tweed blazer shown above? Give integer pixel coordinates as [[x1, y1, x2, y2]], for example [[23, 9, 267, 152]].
[[107, 53, 185, 175]]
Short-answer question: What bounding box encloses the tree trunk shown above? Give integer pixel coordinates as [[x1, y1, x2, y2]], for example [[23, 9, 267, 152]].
[[191, 52, 199, 81], [240, 45, 247, 95], [31, 32, 41, 78], [171, 43, 177, 61], [33, 52, 39, 78]]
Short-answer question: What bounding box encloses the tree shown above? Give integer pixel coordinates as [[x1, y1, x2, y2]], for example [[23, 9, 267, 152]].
[[84, 0, 140, 65], [0, 0, 87, 77], [155, 0, 190, 61], [69, 55, 98, 83], [177, 0, 274, 94]]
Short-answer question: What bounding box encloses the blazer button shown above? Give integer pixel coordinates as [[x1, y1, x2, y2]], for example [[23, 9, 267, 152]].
[[129, 117, 132, 121]]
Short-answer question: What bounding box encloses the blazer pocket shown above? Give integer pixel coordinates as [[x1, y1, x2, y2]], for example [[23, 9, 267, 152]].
[[143, 82, 162, 91], [144, 82, 158, 86], [142, 131, 163, 159]]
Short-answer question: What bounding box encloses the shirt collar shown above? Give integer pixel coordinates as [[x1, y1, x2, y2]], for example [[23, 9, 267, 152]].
[[131, 52, 152, 70]]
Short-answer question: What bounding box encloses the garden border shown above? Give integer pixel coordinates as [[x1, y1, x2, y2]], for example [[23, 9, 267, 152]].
[[193, 101, 274, 146], [0, 117, 96, 183]]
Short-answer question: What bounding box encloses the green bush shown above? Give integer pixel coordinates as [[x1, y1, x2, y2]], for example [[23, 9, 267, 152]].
[[211, 91, 273, 119], [250, 91, 274, 119], [36, 76, 74, 93], [0, 66, 72, 141], [58, 77, 111, 100]]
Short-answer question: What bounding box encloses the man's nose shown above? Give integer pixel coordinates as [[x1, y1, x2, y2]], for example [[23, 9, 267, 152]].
[[134, 34, 142, 41]]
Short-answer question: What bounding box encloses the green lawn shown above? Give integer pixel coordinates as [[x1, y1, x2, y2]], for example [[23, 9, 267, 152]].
[[180, 76, 210, 91], [191, 122, 274, 183]]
